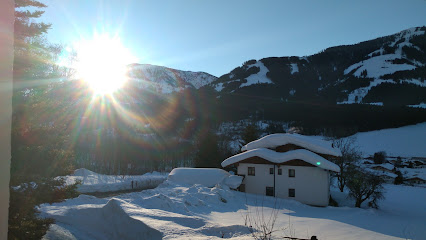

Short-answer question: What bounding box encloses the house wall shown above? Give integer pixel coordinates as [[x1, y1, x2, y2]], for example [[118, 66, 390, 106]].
[[238, 163, 330, 206]]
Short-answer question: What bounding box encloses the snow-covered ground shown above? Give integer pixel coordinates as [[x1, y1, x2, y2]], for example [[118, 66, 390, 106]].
[[346, 122, 426, 158], [40, 180, 426, 240], [37, 123, 426, 239], [60, 168, 168, 193]]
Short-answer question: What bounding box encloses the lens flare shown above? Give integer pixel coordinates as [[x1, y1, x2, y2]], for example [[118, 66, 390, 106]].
[[74, 33, 137, 95]]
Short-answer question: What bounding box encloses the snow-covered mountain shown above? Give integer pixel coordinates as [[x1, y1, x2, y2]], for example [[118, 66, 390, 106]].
[[209, 26, 426, 107], [127, 64, 217, 94]]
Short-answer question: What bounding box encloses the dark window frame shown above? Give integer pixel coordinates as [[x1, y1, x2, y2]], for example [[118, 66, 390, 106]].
[[289, 169, 295, 177], [248, 167, 255, 176], [289, 188, 295, 197], [278, 168, 282, 175], [269, 167, 274, 174], [266, 187, 274, 196]]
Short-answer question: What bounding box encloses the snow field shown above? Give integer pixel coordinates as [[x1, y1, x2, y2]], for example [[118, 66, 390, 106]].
[[40, 179, 426, 240], [346, 122, 426, 158]]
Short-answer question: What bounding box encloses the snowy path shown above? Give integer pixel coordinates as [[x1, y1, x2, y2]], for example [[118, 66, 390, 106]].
[[83, 186, 160, 198]]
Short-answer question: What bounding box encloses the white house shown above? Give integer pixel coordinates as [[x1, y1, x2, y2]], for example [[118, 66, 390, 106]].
[[221, 133, 341, 207]]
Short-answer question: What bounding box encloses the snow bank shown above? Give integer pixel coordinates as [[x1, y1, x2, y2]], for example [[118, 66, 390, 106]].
[[222, 148, 340, 172], [224, 175, 244, 189], [241, 133, 342, 157], [42, 198, 162, 239], [61, 168, 167, 193], [168, 168, 243, 188]]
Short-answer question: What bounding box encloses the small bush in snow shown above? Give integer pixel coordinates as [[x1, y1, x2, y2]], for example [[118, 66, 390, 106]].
[[394, 171, 404, 185], [373, 151, 387, 164]]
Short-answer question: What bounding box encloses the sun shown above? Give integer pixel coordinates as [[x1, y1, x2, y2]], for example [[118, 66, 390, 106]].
[[74, 34, 136, 95]]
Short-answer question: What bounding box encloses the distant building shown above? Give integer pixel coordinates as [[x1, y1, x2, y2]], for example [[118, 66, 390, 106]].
[[221, 133, 341, 207], [370, 163, 395, 173], [405, 177, 426, 185]]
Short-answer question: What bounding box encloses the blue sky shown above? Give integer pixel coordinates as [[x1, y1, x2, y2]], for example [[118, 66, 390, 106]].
[[41, 0, 426, 77]]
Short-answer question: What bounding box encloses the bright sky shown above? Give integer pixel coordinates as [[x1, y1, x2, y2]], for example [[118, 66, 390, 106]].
[[40, 0, 426, 77]]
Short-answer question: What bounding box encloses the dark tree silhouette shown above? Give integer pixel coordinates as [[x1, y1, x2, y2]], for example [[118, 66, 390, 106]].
[[332, 137, 361, 192], [347, 169, 385, 208], [240, 123, 259, 149], [194, 130, 221, 168]]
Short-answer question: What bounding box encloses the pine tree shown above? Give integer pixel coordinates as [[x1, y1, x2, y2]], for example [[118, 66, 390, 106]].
[[193, 131, 221, 168], [240, 123, 259, 149], [14, 0, 51, 81], [14, 0, 50, 41]]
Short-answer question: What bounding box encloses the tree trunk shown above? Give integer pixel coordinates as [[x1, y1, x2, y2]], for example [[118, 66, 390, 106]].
[[355, 199, 362, 208], [338, 178, 344, 192]]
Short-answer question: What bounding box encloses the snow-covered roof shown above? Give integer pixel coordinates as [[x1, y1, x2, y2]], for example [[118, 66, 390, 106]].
[[221, 148, 340, 172], [168, 168, 243, 188], [241, 133, 342, 157], [370, 163, 395, 171], [402, 168, 426, 181]]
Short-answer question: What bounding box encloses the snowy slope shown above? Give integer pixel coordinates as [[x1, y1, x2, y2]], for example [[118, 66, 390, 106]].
[[127, 64, 217, 94], [339, 27, 426, 104], [210, 26, 426, 107], [240, 61, 273, 88], [346, 122, 426, 157], [212, 60, 274, 91], [40, 181, 426, 239]]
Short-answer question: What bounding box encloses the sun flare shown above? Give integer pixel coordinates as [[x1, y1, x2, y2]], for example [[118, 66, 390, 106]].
[[74, 34, 136, 95]]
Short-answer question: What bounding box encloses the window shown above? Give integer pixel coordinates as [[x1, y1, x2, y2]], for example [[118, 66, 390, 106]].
[[248, 167, 255, 176], [289, 169, 295, 177], [269, 167, 274, 174], [266, 187, 274, 196], [289, 188, 295, 197], [278, 168, 282, 175]]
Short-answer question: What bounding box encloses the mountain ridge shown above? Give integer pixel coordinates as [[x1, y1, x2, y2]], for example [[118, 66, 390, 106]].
[[206, 26, 426, 107]]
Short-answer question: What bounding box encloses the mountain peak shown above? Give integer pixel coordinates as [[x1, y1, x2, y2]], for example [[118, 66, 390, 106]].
[[127, 63, 217, 94]]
